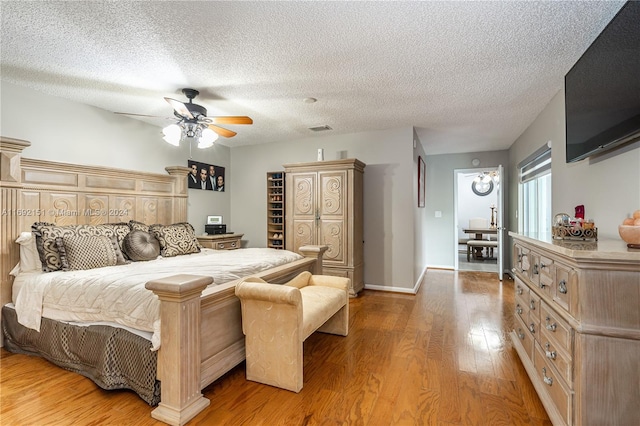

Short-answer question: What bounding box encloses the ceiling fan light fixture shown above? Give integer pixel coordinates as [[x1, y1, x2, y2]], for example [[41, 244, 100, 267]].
[[162, 123, 182, 146], [198, 127, 218, 148]]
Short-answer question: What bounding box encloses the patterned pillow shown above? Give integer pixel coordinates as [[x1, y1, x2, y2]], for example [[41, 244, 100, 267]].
[[56, 235, 127, 271], [32, 223, 126, 272], [122, 230, 160, 261], [128, 220, 150, 233], [148, 222, 201, 257], [108, 222, 131, 256]]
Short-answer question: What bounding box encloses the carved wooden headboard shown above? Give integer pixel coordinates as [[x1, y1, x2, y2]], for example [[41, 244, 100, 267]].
[[0, 136, 189, 316]]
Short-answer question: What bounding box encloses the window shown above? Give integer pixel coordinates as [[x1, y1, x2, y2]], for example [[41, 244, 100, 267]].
[[518, 145, 552, 235]]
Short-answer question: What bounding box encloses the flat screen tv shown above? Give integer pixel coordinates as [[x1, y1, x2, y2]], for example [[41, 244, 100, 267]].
[[565, 1, 640, 163]]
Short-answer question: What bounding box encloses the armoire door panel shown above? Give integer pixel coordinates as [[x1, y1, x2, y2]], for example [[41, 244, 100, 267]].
[[291, 174, 316, 216], [318, 171, 346, 217], [319, 219, 345, 264], [291, 219, 315, 253]]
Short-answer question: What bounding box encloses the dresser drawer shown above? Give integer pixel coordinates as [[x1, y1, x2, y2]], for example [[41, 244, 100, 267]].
[[515, 278, 530, 298], [534, 342, 572, 426], [214, 239, 240, 250], [514, 315, 534, 361], [537, 254, 554, 297], [541, 302, 573, 354], [553, 263, 576, 315], [539, 330, 572, 385], [528, 290, 540, 320]]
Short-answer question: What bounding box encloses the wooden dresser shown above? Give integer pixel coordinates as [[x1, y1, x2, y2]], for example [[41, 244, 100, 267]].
[[510, 232, 640, 426], [197, 233, 243, 250], [283, 159, 365, 296]]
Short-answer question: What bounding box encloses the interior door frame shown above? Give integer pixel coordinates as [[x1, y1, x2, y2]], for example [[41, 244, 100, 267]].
[[453, 166, 504, 279]]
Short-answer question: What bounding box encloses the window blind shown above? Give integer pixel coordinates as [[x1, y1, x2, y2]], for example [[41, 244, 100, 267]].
[[518, 144, 551, 183]]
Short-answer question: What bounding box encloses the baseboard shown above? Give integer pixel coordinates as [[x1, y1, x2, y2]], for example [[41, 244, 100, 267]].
[[363, 284, 416, 294]]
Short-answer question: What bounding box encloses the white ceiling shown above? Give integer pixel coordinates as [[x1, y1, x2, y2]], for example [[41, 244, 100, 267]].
[[0, 1, 625, 154]]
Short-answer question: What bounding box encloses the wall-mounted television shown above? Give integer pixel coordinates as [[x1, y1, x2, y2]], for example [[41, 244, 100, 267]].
[[565, 1, 640, 163]]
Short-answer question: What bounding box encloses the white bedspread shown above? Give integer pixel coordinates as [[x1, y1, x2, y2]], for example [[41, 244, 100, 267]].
[[12, 248, 303, 350]]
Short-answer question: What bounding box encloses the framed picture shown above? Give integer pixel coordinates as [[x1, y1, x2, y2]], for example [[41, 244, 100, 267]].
[[187, 160, 226, 192], [207, 215, 223, 225], [418, 156, 425, 208]]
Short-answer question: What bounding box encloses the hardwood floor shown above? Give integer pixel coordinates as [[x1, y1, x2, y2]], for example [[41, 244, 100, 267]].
[[0, 269, 551, 425]]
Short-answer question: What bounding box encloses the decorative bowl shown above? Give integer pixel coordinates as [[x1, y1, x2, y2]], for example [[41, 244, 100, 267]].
[[618, 225, 640, 248]]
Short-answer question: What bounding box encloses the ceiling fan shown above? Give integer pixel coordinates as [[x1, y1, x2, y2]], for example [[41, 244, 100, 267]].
[[117, 88, 252, 147]]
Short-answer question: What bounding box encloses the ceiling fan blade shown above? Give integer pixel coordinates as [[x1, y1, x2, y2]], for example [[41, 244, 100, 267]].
[[164, 97, 194, 120], [208, 124, 237, 138], [209, 116, 253, 125], [114, 112, 166, 118]]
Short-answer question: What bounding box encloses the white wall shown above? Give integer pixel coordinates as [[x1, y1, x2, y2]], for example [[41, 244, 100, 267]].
[[508, 89, 640, 245], [0, 82, 231, 234], [230, 127, 421, 291]]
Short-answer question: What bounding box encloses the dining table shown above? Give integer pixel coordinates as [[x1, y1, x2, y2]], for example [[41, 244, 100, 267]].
[[463, 227, 498, 259]]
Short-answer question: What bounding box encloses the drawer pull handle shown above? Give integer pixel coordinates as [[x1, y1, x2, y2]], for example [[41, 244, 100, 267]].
[[558, 280, 567, 294], [517, 286, 523, 295], [529, 300, 536, 310], [218, 243, 225, 249], [529, 323, 535, 334], [516, 305, 523, 315], [545, 317, 557, 331], [545, 342, 556, 360], [231, 242, 236, 247], [539, 281, 546, 289], [532, 264, 539, 275], [542, 367, 553, 386], [517, 329, 525, 340]]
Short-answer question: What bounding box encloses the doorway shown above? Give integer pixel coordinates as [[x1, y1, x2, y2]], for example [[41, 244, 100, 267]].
[[454, 166, 504, 277]]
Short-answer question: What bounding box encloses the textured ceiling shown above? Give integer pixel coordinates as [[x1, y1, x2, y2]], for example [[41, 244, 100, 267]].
[[0, 1, 625, 154]]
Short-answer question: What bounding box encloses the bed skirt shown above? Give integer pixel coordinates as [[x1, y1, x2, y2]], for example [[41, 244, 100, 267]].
[[2, 305, 160, 405]]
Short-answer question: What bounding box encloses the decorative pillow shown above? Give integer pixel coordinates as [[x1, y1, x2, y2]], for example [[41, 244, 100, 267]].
[[32, 222, 123, 272], [148, 222, 201, 257], [107, 222, 131, 256], [122, 230, 160, 261], [128, 220, 150, 233], [55, 235, 126, 271], [15, 231, 43, 272]]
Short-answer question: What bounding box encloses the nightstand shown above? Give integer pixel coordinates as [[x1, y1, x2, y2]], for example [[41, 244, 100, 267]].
[[197, 233, 243, 250]]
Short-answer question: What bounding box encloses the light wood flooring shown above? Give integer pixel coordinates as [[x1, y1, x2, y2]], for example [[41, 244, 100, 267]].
[[0, 269, 550, 425]]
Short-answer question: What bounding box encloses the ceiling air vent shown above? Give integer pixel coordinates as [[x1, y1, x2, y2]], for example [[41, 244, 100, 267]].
[[308, 125, 333, 132]]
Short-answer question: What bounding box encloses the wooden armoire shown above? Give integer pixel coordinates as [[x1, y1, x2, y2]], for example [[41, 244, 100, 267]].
[[283, 159, 365, 296]]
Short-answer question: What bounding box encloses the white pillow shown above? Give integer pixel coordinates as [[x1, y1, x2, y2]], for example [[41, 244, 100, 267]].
[[15, 232, 43, 273]]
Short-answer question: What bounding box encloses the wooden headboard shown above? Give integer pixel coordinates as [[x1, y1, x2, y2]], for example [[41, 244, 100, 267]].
[[0, 136, 189, 317]]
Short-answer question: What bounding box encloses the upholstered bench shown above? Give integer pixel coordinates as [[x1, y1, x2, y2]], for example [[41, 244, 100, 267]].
[[235, 271, 349, 392], [467, 239, 498, 260]]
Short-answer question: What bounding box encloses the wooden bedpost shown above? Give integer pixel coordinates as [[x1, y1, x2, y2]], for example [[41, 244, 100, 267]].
[[299, 245, 328, 275], [145, 274, 212, 426], [0, 137, 31, 347]]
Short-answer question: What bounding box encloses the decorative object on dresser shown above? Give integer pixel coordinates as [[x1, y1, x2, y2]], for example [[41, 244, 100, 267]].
[[197, 233, 243, 250], [267, 171, 285, 249], [510, 232, 640, 426], [284, 158, 365, 296]]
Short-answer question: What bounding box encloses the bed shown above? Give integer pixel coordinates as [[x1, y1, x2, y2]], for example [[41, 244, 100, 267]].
[[0, 136, 326, 425]]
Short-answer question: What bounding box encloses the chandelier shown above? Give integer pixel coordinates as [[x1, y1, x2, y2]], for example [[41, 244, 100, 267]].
[[162, 121, 218, 149]]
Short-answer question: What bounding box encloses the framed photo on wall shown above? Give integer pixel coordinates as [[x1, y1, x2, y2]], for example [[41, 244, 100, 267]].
[[418, 156, 425, 208], [187, 160, 226, 192]]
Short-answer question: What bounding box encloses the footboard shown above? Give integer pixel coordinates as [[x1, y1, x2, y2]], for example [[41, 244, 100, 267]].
[[145, 245, 327, 426]]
